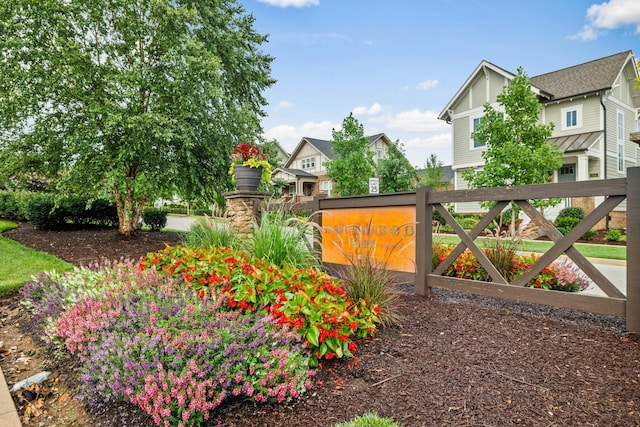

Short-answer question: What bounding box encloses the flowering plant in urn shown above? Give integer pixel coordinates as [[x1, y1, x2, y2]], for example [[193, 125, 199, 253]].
[[229, 142, 272, 184]]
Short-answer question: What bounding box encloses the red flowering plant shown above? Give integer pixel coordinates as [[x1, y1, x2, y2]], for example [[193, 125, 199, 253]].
[[433, 244, 489, 281], [140, 245, 381, 366], [431, 242, 587, 292], [229, 142, 272, 183]]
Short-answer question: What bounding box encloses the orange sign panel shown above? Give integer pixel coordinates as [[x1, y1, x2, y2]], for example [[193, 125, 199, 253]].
[[322, 206, 416, 273]]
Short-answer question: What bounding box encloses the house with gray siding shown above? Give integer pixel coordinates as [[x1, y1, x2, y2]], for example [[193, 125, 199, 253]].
[[272, 133, 394, 201], [438, 50, 640, 225]]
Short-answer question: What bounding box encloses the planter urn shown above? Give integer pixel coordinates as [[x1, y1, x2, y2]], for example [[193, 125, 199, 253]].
[[233, 165, 263, 191]]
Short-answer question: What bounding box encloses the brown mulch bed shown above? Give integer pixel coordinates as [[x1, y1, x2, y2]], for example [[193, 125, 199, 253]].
[[1, 222, 639, 426]]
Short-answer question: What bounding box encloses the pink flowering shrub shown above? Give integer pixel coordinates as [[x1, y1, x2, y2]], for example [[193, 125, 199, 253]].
[[433, 243, 590, 292], [21, 261, 313, 427]]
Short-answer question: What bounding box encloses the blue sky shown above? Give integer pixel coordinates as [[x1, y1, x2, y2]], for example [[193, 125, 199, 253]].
[[238, 0, 640, 167]]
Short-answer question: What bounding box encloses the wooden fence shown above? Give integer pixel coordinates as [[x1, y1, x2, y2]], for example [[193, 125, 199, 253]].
[[285, 167, 638, 332]]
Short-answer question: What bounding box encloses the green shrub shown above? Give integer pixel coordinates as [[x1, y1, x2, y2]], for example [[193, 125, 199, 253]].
[[0, 191, 25, 220], [23, 194, 64, 229], [457, 216, 479, 230], [142, 208, 168, 231], [555, 217, 581, 235], [580, 228, 598, 240], [87, 199, 118, 227], [334, 413, 403, 427], [432, 208, 447, 226], [59, 196, 90, 225], [556, 206, 585, 221], [605, 228, 623, 242], [54, 196, 118, 228], [555, 216, 596, 240]]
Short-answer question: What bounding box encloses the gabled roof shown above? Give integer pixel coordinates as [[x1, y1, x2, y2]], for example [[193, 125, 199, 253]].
[[530, 51, 633, 101], [439, 61, 519, 123], [283, 133, 392, 168], [438, 50, 639, 122]]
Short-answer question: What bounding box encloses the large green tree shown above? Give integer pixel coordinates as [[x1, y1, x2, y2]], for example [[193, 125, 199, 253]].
[[377, 140, 417, 193], [0, 0, 274, 235], [462, 67, 562, 194], [325, 113, 375, 197]]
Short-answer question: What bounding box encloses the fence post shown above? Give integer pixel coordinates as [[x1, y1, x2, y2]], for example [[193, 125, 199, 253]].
[[311, 194, 324, 257], [415, 186, 431, 296], [627, 167, 639, 333]]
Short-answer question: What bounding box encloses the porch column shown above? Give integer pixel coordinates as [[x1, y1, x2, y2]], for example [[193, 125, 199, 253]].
[[577, 154, 589, 181]]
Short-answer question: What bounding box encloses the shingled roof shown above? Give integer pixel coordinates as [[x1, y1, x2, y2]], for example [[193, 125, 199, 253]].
[[302, 133, 388, 160], [304, 137, 336, 159], [530, 50, 632, 101]]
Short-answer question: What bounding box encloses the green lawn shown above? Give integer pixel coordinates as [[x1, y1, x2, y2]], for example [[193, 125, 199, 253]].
[[0, 220, 73, 295], [434, 234, 626, 260]]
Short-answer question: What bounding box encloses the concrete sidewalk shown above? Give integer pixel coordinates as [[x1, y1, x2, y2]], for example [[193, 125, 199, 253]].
[[0, 366, 22, 427], [165, 214, 199, 232]]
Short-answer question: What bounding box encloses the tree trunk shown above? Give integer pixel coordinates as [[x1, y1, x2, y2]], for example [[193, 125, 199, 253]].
[[113, 183, 146, 236]]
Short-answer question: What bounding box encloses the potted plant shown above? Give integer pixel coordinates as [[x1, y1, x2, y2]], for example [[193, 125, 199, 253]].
[[229, 143, 272, 191]]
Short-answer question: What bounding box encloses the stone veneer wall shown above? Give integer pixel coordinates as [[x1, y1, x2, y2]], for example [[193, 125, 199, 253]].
[[224, 191, 271, 240], [571, 196, 626, 230]]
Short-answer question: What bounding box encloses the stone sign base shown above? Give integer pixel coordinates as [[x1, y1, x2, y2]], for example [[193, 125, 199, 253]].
[[224, 191, 271, 239]]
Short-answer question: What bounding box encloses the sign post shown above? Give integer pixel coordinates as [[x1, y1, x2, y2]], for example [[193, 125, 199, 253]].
[[369, 177, 379, 194]]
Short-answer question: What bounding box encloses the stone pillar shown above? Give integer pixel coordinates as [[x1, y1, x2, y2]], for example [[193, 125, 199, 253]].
[[224, 191, 271, 240]]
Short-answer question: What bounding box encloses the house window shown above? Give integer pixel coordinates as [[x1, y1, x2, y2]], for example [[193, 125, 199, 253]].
[[319, 180, 332, 196], [300, 157, 315, 170], [561, 105, 582, 130], [471, 116, 485, 148], [617, 111, 624, 173], [288, 184, 296, 196], [376, 149, 384, 159]]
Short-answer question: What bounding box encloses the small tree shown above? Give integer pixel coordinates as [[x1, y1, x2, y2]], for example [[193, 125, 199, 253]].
[[377, 140, 417, 193], [420, 154, 446, 190], [462, 67, 563, 231], [462, 67, 561, 189], [325, 114, 375, 197]]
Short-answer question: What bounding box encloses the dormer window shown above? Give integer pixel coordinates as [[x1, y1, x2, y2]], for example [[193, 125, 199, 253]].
[[561, 105, 582, 130]]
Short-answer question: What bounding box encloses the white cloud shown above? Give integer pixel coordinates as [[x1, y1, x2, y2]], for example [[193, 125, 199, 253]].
[[402, 133, 451, 148], [571, 0, 640, 40], [587, 0, 640, 30], [416, 79, 439, 90], [264, 120, 336, 151], [275, 101, 294, 110], [257, 0, 319, 7], [371, 109, 450, 133], [352, 102, 383, 115], [569, 25, 601, 41]]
